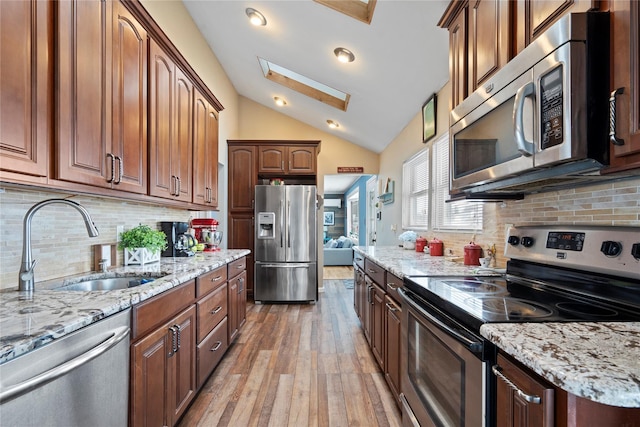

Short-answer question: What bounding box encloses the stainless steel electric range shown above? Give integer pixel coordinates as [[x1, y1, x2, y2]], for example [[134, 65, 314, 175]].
[[399, 225, 640, 427]]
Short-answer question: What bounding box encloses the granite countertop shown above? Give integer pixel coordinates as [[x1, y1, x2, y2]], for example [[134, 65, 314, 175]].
[[353, 245, 503, 278], [354, 245, 640, 408], [0, 249, 250, 365], [481, 322, 640, 408]]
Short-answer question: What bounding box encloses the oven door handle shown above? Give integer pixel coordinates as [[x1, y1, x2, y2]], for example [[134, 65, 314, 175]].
[[398, 288, 483, 353]]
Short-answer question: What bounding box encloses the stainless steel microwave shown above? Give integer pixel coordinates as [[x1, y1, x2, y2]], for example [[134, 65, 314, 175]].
[[449, 12, 610, 197]]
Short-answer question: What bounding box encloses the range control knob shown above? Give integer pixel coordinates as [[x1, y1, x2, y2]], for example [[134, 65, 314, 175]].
[[600, 241, 622, 257], [521, 237, 535, 248], [507, 236, 520, 246], [631, 243, 640, 260]]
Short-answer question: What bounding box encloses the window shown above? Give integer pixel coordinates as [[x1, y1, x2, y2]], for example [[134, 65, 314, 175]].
[[401, 132, 482, 232], [402, 149, 429, 230]]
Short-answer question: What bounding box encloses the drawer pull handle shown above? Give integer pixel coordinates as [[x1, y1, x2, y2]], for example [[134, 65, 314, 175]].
[[210, 341, 222, 352], [236, 265, 243, 269], [211, 275, 223, 282], [492, 365, 541, 404], [385, 302, 399, 312], [387, 283, 397, 290], [366, 269, 376, 274], [211, 306, 222, 315]]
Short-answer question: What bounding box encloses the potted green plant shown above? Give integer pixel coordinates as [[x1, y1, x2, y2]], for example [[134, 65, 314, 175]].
[[118, 224, 167, 265]]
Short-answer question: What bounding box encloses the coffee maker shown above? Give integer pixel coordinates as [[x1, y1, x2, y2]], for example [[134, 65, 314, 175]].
[[160, 221, 196, 257]]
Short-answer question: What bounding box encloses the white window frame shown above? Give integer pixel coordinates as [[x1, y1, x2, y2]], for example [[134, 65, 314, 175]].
[[401, 132, 483, 232]]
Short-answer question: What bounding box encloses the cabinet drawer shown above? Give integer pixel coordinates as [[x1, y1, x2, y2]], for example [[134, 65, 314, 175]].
[[196, 265, 227, 297], [197, 283, 228, 342], [353, 252, 365, 270], [228, 257, 246, 279], [364, 259, 385, 285], [197, 317, 228, 388], [132, 280, 196, 340], [385, 272, 403, 304]]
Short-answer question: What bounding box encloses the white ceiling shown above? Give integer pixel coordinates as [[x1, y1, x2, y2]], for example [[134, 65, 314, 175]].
[[183, 0, 451, 155]]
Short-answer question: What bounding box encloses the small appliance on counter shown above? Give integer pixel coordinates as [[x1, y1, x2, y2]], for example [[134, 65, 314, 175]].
[[191, 218, 222, 251], [160, 221, 195, 257]]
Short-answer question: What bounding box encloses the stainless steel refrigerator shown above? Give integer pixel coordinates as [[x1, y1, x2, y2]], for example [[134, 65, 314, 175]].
[[254, 185, 317, 302]]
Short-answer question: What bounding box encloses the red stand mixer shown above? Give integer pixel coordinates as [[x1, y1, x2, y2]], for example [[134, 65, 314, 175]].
[[191, 218, 222, 251]]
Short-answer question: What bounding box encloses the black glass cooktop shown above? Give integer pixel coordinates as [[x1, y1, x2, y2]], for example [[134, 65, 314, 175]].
[[403, 272, 640, 332]]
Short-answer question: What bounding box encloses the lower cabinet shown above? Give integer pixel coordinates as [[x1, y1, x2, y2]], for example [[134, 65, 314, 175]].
[[130, 257, 248, 426], [384, 295, 401, 404]]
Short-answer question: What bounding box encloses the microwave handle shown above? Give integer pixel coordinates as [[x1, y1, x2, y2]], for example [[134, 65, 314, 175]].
[[513, 81, 535, 156]]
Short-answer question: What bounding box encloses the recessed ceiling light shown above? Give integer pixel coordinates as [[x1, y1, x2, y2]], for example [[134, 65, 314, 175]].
[[274, 97, 287, 106], [327, 120, 340, 129], [246, 8, 267, 26], [334, 47, 355, 63]]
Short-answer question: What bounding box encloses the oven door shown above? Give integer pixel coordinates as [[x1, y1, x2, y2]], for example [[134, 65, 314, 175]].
[[399, 287, 491, 427]]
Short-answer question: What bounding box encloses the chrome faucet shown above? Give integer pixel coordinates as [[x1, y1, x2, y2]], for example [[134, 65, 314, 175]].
[[19, 199, 99, 292]]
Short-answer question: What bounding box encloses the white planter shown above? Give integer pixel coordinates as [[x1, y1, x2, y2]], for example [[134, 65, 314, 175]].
[[403, 241, 416, 250], [124, 248, 160, 266]]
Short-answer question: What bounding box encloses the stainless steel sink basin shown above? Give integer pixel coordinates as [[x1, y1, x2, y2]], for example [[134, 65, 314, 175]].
[[54, 276, 156, 291]]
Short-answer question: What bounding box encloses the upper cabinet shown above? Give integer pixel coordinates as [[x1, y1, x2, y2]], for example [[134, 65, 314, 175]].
[[440, 0, 596, 109], [257, 145, 317, 175], [0, 0, 51, 182], [193, 89, 219, 207], [608, 0, 640, 171]]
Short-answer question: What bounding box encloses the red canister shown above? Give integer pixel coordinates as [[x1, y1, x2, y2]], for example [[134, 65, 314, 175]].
[[415, 237, 427, 252], [429, 238, 444, 256], [464, 242, 483, 265]]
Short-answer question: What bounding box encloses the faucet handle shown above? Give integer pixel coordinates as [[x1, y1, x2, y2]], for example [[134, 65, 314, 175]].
[[20, 260, 37, 281], [98, 259, 109, 273]]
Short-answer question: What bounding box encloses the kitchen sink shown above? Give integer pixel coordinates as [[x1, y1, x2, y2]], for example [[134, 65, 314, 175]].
[[53, 276, 157, 291]]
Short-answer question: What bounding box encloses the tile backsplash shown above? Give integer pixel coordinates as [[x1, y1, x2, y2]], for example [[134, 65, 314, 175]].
[[0, 187, 192, 289]]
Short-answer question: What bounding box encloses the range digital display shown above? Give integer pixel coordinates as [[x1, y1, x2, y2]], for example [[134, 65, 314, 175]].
[[546, 232, 585, 251]]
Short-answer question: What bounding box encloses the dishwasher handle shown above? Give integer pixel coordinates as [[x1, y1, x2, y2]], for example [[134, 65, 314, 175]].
[[0, 325, 130, 404]]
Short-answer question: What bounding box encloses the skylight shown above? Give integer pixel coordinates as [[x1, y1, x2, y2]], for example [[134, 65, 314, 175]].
[[258, 57, 351, 111], [314, 0, 377, 24]]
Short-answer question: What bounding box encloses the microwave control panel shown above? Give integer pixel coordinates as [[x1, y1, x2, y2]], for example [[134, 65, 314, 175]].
[[540, 65, 564, 149]]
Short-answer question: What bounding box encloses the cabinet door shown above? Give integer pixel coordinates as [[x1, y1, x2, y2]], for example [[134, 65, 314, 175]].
[[57, 0, 112, 187], [237, 270, 247, 330], [131, 321, 172, 427], [363, 276, 373, 345], [228, 145, 256, 211], [468, 0, 510, 92], [385, 296, 401, 402], [227, 274, 239, 343], [449, 5, 467, 109], [495, 353, 554, 427], [173, 67, 193, 202], [258, 145, 286, 173], [168, 305, 197, 427], [371, 282, 386, 368], [193, 90, 219, 206], [111, 1, 147, 194], [288, 145, 317, 174], [149, 38, 175, 199], [609, 0, 640, 170], [228, 214, 254, 298], [0, 0, 51, 179]]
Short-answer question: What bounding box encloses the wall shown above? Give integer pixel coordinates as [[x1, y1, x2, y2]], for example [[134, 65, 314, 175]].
[[377, 81, 640, 267]]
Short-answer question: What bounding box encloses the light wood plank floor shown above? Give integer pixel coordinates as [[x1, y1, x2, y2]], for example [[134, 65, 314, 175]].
[[178, 271, 402, 427]]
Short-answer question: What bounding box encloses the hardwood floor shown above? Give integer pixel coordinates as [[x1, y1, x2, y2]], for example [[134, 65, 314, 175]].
[[322, 266, 354, 280], [178, 274, 402, 427]]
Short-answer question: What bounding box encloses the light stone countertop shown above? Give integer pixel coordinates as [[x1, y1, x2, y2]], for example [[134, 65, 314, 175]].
[[481, 322, 640, 408], [354, 245, 640, 408], [0, 249, 250, 365]]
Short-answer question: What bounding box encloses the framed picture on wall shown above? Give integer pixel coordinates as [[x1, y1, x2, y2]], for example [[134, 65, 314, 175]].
[[422, 93, 437, 143], [323, 211, 335, 226]]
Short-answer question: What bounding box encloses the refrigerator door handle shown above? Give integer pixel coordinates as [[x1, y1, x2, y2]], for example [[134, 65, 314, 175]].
[[279, 200, 284, 248], [258, 263, 311, 269], [287, 200, 291, 248]]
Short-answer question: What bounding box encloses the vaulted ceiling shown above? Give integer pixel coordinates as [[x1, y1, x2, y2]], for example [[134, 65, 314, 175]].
[[183, 0, 450, 155]]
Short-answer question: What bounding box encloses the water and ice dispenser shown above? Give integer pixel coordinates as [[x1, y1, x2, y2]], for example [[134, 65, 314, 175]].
[[257, 212, 275, 239]]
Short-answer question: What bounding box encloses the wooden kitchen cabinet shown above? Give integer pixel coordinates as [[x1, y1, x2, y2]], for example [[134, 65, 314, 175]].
[[353, 261, 365, 321], [257, 145, 317, 175], [363, 259, 386, 367], [192, 88, 219, 207], [149, 38, 193, 202], [0, 0, 51, 182], [228, 144, 257, 212], [131, 304, 197, 427], [607, 0, 640, 171], [384, 295, 401, 404], [227, 258, 247, 343], [57, 0, 147, 194], [495, 353, 555, 427]]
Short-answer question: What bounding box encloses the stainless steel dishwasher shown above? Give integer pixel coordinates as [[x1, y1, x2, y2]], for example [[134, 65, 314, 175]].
[[0, 309, 130, 427]]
